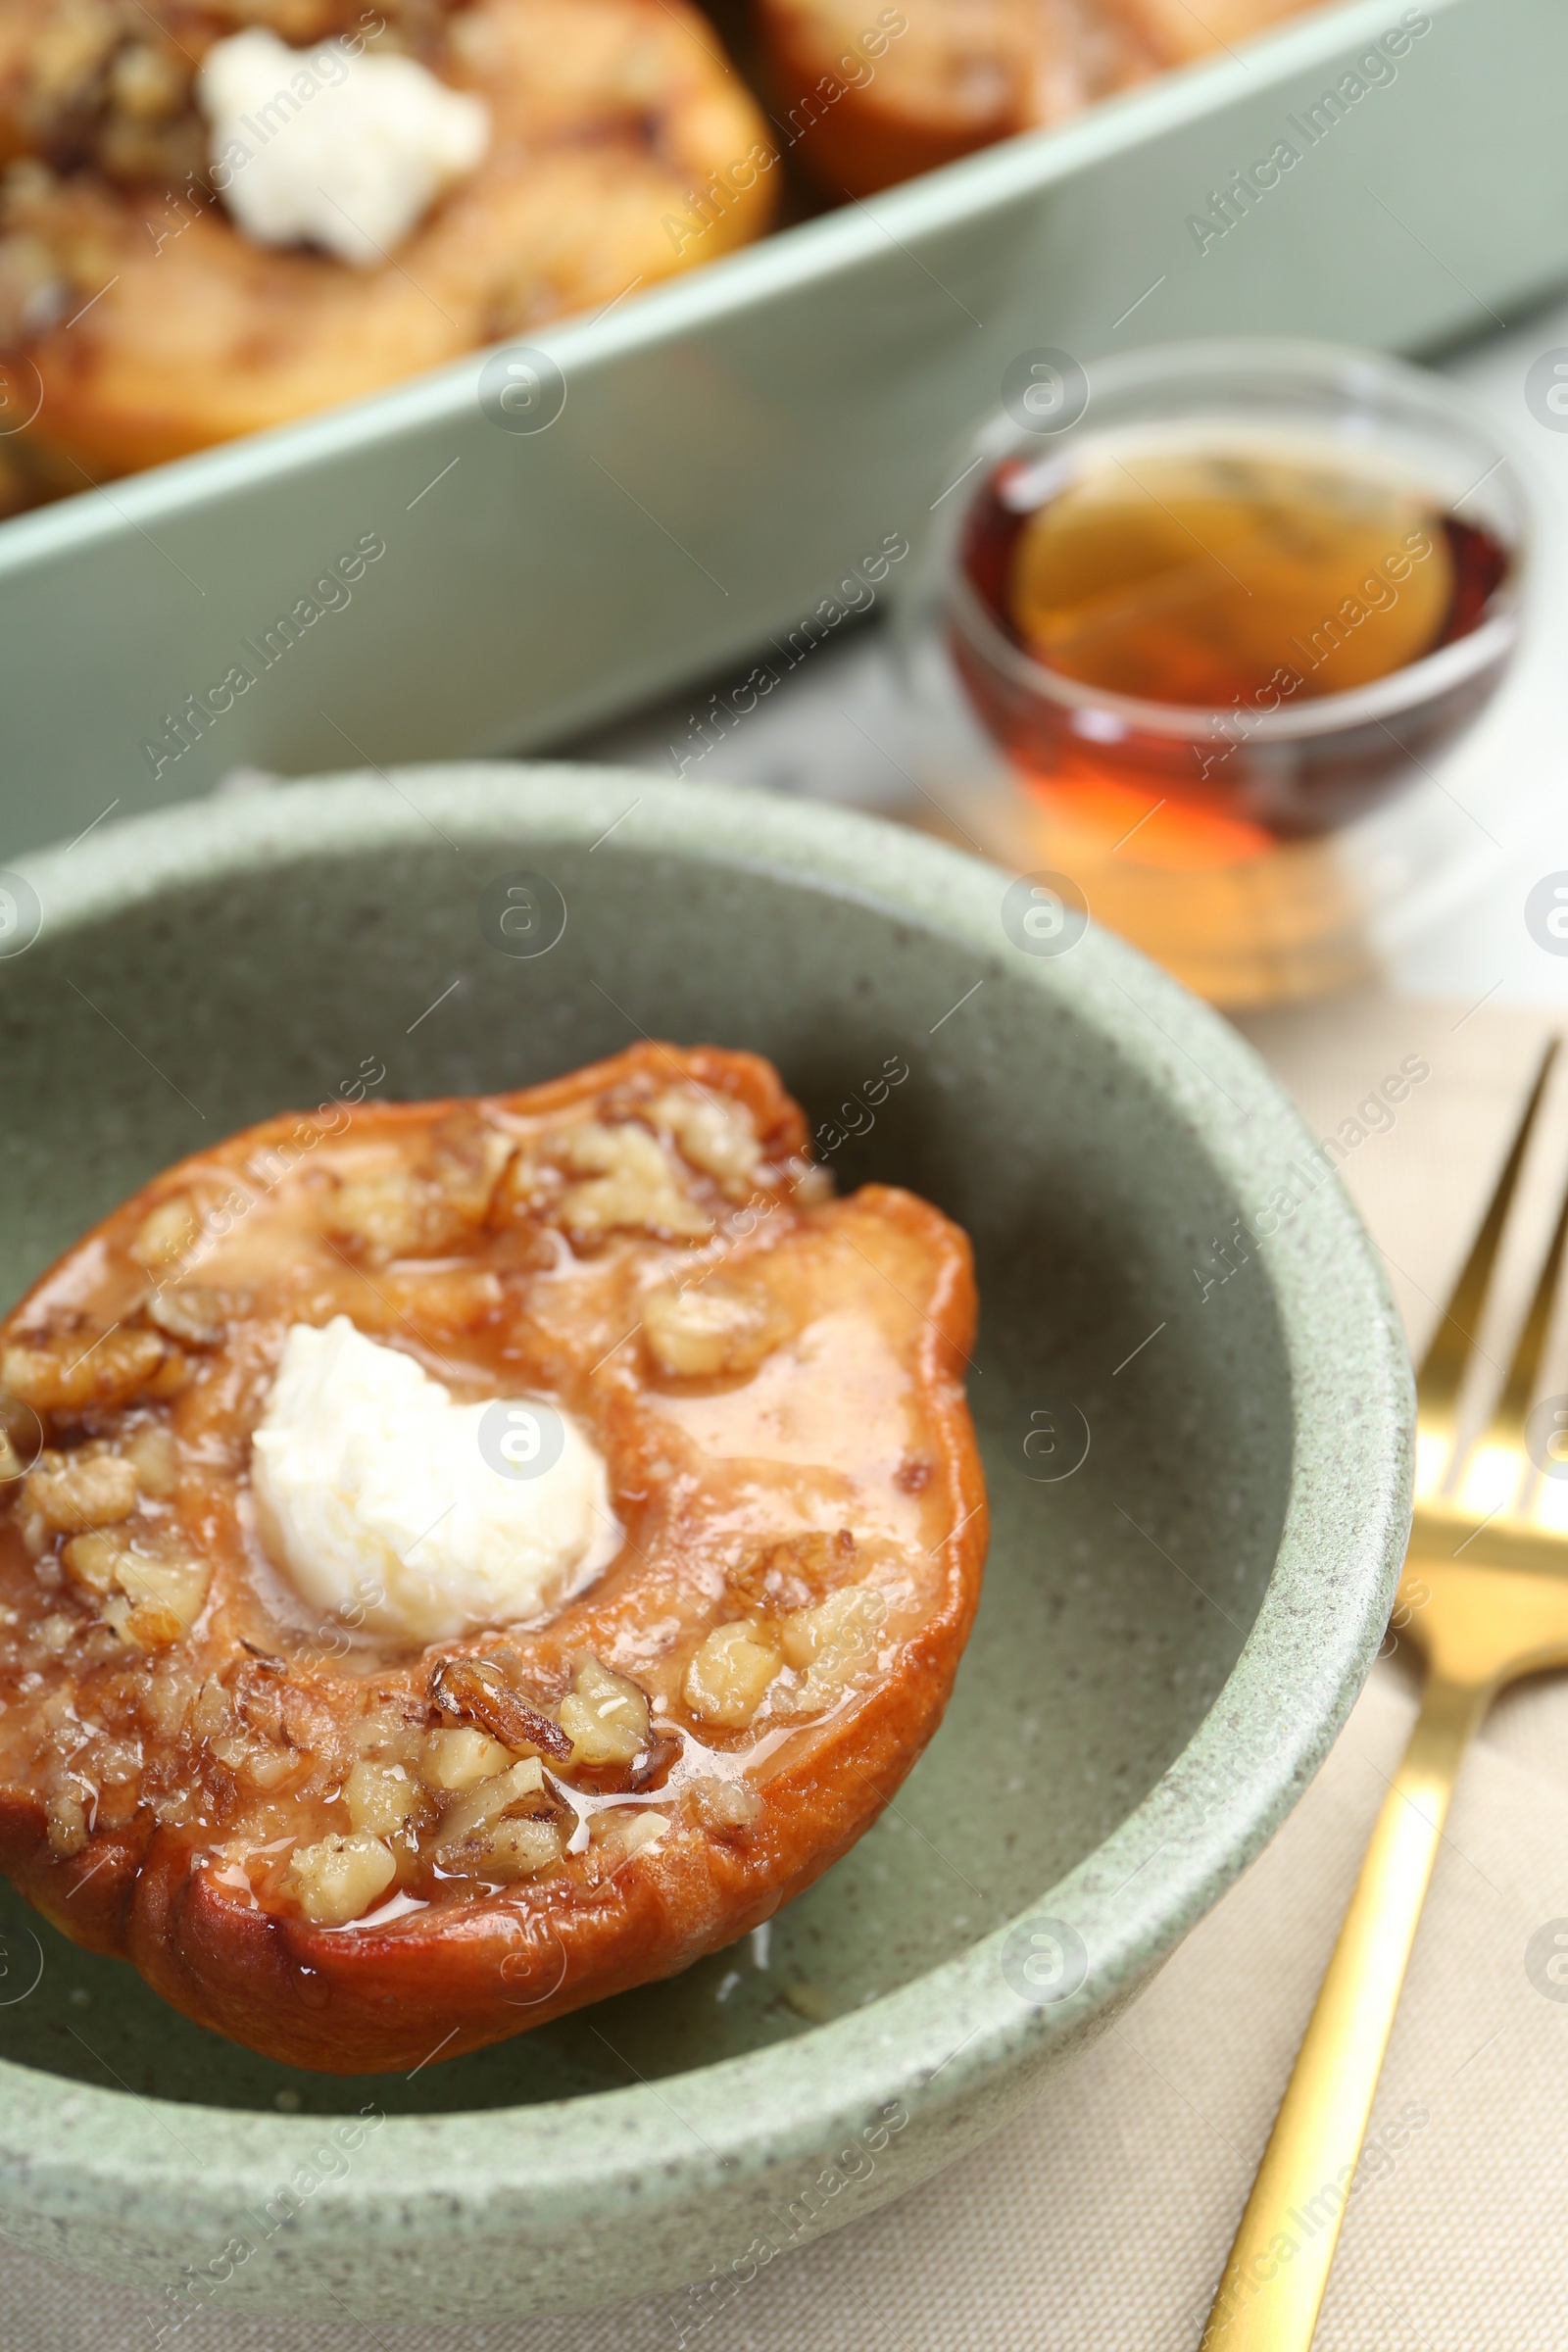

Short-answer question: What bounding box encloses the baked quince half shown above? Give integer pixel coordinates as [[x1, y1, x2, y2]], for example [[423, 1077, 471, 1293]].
[[760, 0, 1325, 196], [0, 0, 774, 477], [0, 1045, 986, 2073]]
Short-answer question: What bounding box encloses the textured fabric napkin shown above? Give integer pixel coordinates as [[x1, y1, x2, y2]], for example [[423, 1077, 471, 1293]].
[[6, 987, 1567, 2352]]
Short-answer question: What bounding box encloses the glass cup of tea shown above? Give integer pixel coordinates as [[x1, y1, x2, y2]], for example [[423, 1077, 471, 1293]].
[[896, 341, 1539, 1004]]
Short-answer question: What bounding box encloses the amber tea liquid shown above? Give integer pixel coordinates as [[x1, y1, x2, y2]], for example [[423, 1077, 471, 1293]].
[[955, 434, 1513, 847]]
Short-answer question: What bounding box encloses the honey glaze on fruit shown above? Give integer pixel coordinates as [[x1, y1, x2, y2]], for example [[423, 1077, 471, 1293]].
[[0, 1048, 984, 2059]]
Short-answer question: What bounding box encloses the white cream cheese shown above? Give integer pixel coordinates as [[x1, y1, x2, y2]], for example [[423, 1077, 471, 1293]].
[[252, 1319, 613, 1642], [197, 28, 489, 268]]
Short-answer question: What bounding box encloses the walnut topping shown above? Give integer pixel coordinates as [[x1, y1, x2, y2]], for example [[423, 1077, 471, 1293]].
[[26, 1449, 138, 1533], [283, 1832, 397, 1927], [344, 1760, 418, 1837], [420, 1726, 510, 1791], [682, 1621, 782, 1728], [432, 1756, 545, 1852], [427, 1111, 514, 1223], [45, 1789, 88, 1857], [214, 1737, 298, 1791], [138, 1656, 198, 1737], [726, 1529, 858, 1615], [651, 1088, 762, 1198], [130, 1198, 200, 1272], [62, 1531, 210, 1650], [101, 1554, 211, 1651], [557, 1123, 711, 1244], [643, 1277, 787, 1381], [559, 1652, 650, 1766], [122, 1423, 176, 1498], [189, 1675, 233, 1742], [60, 1532, 124, 1595], [481, 1815, 565, 1880], [427, 1658, 572, 1762], [685, 1774, 762, 1833], [146, 1285, 231, 1348], [776, 1587, 887, 1713], [324, 1116, 514, 1266], [430, 1756, 564, 1882], [4, 1328, 172, 1413], [602, 1809, 669, 1859], [325, 1165, 430, 1266]]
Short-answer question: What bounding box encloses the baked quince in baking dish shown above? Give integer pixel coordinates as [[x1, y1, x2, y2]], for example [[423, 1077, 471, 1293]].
[[0, 1045, 986, 2073], [760, 0, 1326, 195], [0, 0, 774, 476]]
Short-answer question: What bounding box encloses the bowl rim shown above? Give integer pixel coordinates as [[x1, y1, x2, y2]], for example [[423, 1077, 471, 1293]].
[[0, 765, 1412, 2247]]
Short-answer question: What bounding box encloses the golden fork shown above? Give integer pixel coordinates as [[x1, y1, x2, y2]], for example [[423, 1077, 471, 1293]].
[[1201, 1043, 1568, 2349]]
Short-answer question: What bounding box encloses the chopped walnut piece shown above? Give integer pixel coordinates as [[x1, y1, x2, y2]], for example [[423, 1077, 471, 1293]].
[[88, 1735, 142, 1787], [777, 1586, 888, 1712], [130, 1197, 199, 1271], [45, 1790, 88, 1857], [26, 1450, 138, 1534], [138, 1657, 197, 1737], [283, 1832, 397, 1927], [123, 1423, 176, 1497], [427, 1659, 572, 1761], [108, 39, 185, 122], [326, 1166, 429, 1265], [4, 1328, 169, 1414], [685, 1774, 762, 1833], [345, 1760, 419, 1837], [559, 1653, 651, 1766], [146, 1286, 230, 1348], [189, 1675, 234, 1742], [348, 1708, 423, 1767], [682, 1621, 783, 1729], [481, 1815, 564, 1881], [427, 1112, 514, 1223], [102, 1554, 211, 1651], [603, 1809, 669, 1859], [557, 1123, 711, 1244], [419, 1725, 512, 1791], [652, 1089, 762, 1198], [28, 3, 122, 120], [61, 1531, 123, 1595], [727, 1529, 858, 1615], [433, 1756, 546, 1852], [229, 1741, 299, 1791], [643, 1277, 787, 1381]]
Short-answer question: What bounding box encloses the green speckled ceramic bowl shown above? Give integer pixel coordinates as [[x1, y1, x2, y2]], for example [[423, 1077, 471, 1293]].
[[0, 767, 1411, 2322]]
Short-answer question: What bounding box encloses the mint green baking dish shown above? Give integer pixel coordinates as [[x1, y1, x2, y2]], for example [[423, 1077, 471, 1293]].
[[0, 0, 1564, 859]]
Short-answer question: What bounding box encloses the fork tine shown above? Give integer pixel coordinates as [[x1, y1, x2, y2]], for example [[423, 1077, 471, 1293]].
[[1452, 1156, 1568, 1514], [1487, 1176, 1568, 1455], [1415, 1042, 1557, 1498]]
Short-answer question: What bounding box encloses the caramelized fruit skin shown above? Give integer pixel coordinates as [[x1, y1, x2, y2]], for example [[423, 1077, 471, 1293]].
[[759, 0, 1323, 198], [0, 1045, 986, 2072]]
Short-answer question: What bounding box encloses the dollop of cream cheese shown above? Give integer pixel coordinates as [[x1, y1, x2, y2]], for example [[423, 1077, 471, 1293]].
[[197, 28, 489, 268], [252, 1319, 613, 1642]]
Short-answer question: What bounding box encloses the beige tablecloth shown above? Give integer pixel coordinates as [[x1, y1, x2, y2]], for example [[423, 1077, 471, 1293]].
[[7, 989, 1568, 2352]]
